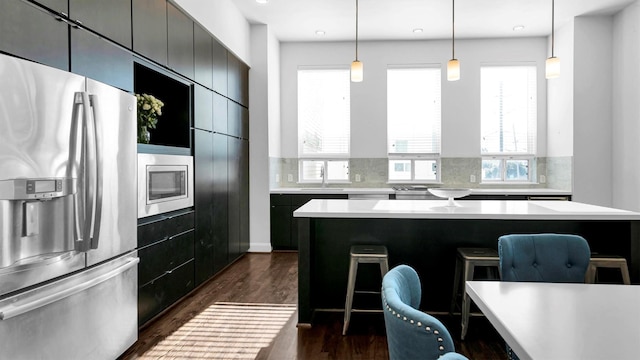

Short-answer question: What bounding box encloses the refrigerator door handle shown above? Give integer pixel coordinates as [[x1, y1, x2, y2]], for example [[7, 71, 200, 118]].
[[69, 92, 85, 249], [88, 94, 102, 250], [0, 257, 139, 321]]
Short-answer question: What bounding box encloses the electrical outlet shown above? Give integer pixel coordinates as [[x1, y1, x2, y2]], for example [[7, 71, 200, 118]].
[[287, 174, 293, 182], [275, 174, 280, 183], [540, 175, 546, 184], [470, 175, 476, 183], [355, 174, 361, 182]]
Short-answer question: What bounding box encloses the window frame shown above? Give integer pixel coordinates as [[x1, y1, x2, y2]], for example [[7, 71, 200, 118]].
[[480, 63, 538, 183], [297, 66, 351, 159], [298, 159, 351, 184], [386, 64, 442, 183]]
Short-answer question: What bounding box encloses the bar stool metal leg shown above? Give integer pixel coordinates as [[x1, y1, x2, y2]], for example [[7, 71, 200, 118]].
[[343, 256, 359, 336], [460, 259, 474, 340]]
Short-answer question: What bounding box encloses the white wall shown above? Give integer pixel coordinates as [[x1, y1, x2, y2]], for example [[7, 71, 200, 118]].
[[546, 22, 575, 157], [173, 0, 251, 65], [612, 2, 640, 211], [280, 38, 548, 159], [572, 16, 614, 206]]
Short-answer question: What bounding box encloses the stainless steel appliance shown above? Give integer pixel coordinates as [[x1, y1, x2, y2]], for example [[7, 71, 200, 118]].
[[137, 153, 194, 218], [392, 185, 439, 200], [0, 53, 138, 359]]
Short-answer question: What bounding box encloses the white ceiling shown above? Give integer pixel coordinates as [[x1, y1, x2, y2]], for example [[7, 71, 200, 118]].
[[234, 0, 635, 42]]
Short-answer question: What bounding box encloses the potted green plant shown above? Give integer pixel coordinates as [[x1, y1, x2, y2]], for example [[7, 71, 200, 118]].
[[136, 93, 164, 144]]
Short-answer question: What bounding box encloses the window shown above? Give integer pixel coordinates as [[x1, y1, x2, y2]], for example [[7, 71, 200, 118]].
[[480, 65, 537, 182], [387, 65, 441, 182], [297, 68, 350, 182]]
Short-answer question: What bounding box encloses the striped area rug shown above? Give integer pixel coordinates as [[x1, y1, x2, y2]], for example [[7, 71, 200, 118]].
[[140, 302, 297, 359]]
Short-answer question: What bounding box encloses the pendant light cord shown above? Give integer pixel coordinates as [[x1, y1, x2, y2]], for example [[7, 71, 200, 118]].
[[452, 0, 455, 59], [551, 0, 555, 57], [355, 0, 359, 61]]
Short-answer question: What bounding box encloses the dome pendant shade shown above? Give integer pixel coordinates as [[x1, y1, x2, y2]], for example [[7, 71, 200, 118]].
[[447, 59, 460, 81], [351, 60, 363, 82], [545, 56, 560, 79]]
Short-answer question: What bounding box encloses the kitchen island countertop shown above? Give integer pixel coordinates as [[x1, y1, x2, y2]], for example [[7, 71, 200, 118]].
[[293, 199, 640, 221]]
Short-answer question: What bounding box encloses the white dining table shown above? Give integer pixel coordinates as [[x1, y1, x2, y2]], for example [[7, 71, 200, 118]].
[[465, 281, 640, 360]]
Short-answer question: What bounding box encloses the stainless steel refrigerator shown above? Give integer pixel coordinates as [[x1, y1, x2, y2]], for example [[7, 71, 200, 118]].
[[0, 53, 138, 359]]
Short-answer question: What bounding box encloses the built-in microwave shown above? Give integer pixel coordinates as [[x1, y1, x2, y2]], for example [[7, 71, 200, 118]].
[[137, 153, 194, 218]]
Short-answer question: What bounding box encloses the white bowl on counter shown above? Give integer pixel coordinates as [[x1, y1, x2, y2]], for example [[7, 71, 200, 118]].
[[428, 188, 472, 206]]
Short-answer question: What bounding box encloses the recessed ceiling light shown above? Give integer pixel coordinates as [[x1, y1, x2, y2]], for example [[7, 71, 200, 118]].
[[413, 28, 424, 33], [315, 30, 326, 36], [513, 25, 525, 31], [256, 0, 269, 4]]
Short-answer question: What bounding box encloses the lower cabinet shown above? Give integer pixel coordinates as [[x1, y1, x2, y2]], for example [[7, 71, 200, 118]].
[[270, 194, 348, 250], [137, 209, 195, 327]]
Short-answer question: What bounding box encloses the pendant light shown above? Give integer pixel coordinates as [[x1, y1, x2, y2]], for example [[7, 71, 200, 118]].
[[545, 0, 560, 79], [447, 0, 460, 81], [351, 0, 363, 82]]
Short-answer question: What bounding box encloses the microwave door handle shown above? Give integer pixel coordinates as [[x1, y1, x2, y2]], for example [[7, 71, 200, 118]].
[[88, 94, 102, 250]]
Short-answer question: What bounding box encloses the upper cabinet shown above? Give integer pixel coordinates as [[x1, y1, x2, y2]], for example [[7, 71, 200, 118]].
[[212, 40, 228, 96], [32, 0, 67, 13], [133, 0, 168, 66], [69, 0, 132, 48], [0, 0, 69, 71], [227, 53, 249, 107], [167, 2, 194, 79], [194, 23, 213, 89]]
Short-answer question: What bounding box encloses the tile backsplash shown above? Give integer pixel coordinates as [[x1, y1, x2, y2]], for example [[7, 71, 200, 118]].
[[270, 157, 572, 191]]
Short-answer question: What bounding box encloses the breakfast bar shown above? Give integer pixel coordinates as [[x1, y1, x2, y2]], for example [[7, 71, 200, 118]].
[[293, 199, 640, 325]]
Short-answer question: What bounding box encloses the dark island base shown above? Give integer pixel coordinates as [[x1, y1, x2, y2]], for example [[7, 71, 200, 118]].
[[298, 217, 639, 324]]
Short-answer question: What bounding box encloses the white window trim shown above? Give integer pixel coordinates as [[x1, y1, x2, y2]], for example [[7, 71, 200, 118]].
[[387, 155, 441, 184], [298, 159, 351, 184], [480, 155, 535, 183]]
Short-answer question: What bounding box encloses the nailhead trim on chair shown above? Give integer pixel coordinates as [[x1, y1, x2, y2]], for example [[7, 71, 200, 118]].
[[382, 295, 448, 356]]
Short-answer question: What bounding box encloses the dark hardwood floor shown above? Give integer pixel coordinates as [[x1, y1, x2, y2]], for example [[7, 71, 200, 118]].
[[121, 252, 507, 359]]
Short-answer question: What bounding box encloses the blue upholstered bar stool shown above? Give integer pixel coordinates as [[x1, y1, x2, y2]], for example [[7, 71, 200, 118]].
[[343, 245, 389, 335], [586, 254, 631, 285], [449, 247, 500, 340]]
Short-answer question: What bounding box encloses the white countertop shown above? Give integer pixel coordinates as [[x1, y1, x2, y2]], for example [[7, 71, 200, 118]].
[[293, 199, 640, 220], [271, 187, 571, 196], [466, 281, 640, 360]]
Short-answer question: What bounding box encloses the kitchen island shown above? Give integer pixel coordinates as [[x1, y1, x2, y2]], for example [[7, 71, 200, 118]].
[[293, 199, 640, 325]]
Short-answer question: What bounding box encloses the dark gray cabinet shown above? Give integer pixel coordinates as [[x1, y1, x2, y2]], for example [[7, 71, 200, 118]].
[[194, 129, 215, 285], [228, 53, 249, 107], [212, 133, 230, 273], [132, 0, 168, 66], [194, 85, 213, 131], [212, 39, 228, 96], [71, 28, 133, 92], [137, 210, 195, 326], [32, 0, 66, 13], [194, 23, 213, 89], [167, 2, 194, 79], [228, 101, 250, 140], [213, 93, 229, 134], [270, 194, 348, 250], [228, 137, 242, 262], [0, 0, 69, 71], [69, 0, 132, 48]]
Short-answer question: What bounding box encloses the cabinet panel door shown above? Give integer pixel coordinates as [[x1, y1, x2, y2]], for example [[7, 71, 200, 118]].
[[194, 23, 213, 89], [212, 39, 228, 96], [194, 85, 213, 131], [228, 101, 249, 139], [227, 53, 249, 107], [194, 129, 215, 285], [227, 137, 241, 263], [213, 134, 229, 273], [167, 2, 194, 79], [71, 28, 134, 92], [0, 0, 69, 71], [132, 0, 167, 66], [213, 93, 228, 135], [69, 0, 132, 48], [270, 206, 292, 249], [239, 140, 250, 253]]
